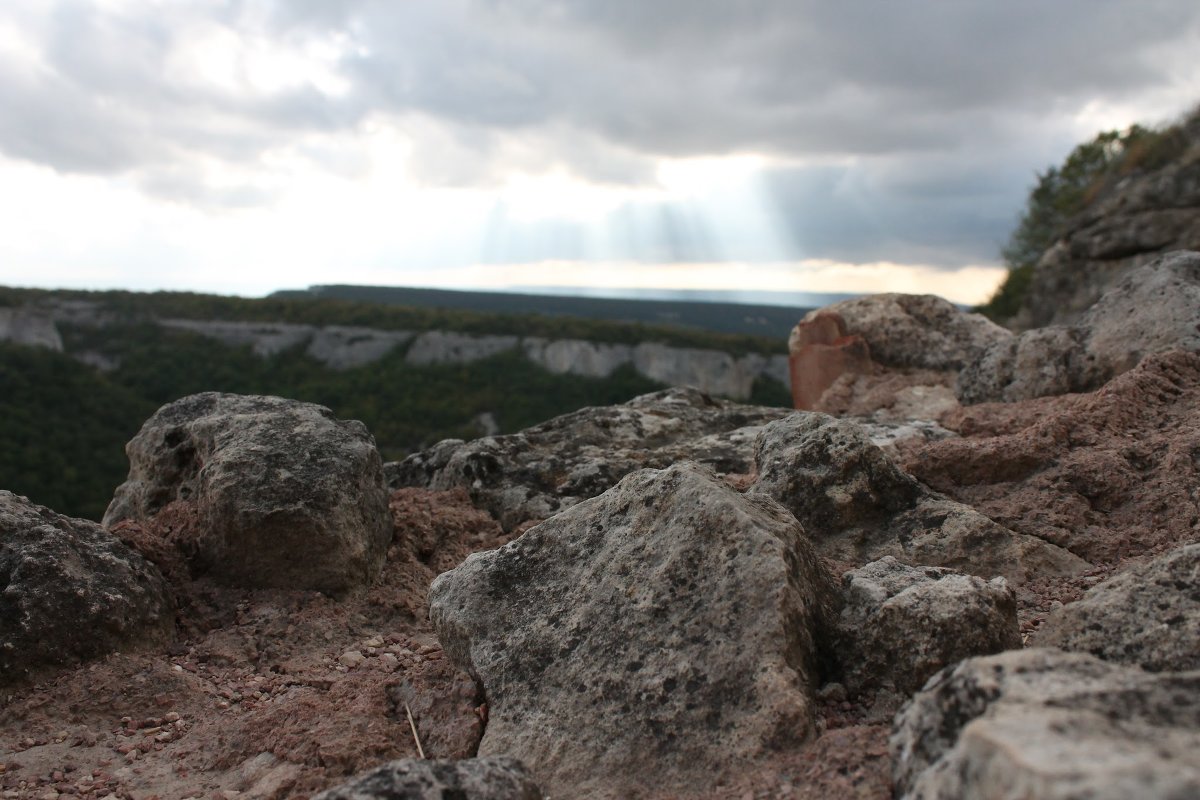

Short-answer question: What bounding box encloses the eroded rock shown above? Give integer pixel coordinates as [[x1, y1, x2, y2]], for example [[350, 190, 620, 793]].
[[0, 491, 173, 685], [104, 393, 391, 594], [958, 250, 1200, 403], [805, 293, 1011, 372], [313, 757, 543, 800], [0, 306, 62, 351], [832, 557, 1019, 696], [787, 311, 874, 410], [1017, 120, 1200, 329], [429, 462, 836, 799], [914, 350, 1200, 565], [389, 387, 790, 530], [1034, 543, 1200, 672], [891, 648, 1200, 800], [751, 413, 1087, 583]]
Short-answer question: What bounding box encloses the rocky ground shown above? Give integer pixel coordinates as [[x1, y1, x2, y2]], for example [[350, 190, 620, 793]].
[[3, 251, 1200, 799]]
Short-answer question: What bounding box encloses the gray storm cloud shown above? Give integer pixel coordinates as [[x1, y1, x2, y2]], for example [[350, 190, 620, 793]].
[[0, 0, 1197, 265]]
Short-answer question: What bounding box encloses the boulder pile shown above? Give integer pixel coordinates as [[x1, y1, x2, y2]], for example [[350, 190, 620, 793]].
[[3, 253, 1200, 799]]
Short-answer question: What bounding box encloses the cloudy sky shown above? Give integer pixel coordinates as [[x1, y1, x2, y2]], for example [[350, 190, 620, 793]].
[[2, 1, 1198, 304]]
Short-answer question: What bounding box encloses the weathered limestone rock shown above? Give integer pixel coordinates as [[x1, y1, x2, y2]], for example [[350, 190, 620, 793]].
[[958, 250, 1200, 403], [1034, 543, 1200, 672], [786, 311, 873, 410], [632, 342, 763, 399], [522, 337, 634, 378], [104, 393, 391, 593], [405, 331, 520, 365], [751, 413, 1087, 583], [389, 387, 791, 530], [0, 306, 63, 351], [313, 758, 543, 800], [916, 350, 1200, 565], [854, 419, 957, 462], [430, 462, 836, 799], [159, 319, 314, 357], [892, 649, 1200, 800], [306, 326, 413, 369], [956, 326, 1083, 405], [805, 293, 1011, 371], [787, 297, 986, 419], [0, 491, 173, 685], [832, 557, 1019, 696], [818, 371, 960, 422]]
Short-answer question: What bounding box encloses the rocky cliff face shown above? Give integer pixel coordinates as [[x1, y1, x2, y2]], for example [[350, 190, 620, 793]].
[[31, 307, 789, 400], [0, 307, 62, 351], [1017, 113, 1200, 328]]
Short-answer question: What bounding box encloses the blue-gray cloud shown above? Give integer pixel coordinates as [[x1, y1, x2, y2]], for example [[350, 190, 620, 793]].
[[0, 0, 1197, 262]]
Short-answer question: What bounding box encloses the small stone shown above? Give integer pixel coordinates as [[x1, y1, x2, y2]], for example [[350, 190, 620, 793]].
[[338, 651, 366, 669]]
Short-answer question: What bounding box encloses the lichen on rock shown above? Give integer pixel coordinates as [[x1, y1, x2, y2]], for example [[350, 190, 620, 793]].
[[0, 491, 173, 685], [103, 392, 392, 594], [429, 462, 836, 799]]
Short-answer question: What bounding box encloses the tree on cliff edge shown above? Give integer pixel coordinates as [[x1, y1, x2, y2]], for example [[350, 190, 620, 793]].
[[978, 127, 1144, 322]]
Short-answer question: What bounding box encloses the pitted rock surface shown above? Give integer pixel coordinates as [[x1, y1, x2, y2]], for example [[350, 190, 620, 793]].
[[0, 491, 173, 685], [803, 293, 1010, 371], [1034, 543, 1200, 672], [103, 392, 391, 593], [429, 462, 836, 799], [750, 413, 1087, 583], [915, 350, 1200, 565], [313, 757, 543, 800], [891, 648, 1200, 800], [958, 250, 1200, 403], [832, 557, 1019, 696], [388, 387, 791, 530]]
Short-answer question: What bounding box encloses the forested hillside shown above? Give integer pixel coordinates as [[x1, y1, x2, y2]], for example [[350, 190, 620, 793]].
[[0, 288, 791, 521]]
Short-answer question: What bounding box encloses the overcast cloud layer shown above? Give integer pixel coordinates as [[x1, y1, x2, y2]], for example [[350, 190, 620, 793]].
[[1, 0, 1199, 290]]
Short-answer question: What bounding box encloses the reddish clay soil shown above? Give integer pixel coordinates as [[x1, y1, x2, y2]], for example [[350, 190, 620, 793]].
[[908, 350, 1200, 567], [0, 489, 509, 800]]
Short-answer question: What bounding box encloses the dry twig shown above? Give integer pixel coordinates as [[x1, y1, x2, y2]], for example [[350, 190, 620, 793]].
[[404, 702, 426, 759]]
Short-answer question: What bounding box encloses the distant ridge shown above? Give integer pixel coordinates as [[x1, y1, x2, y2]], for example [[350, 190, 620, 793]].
[[271, 285, 856, 338]]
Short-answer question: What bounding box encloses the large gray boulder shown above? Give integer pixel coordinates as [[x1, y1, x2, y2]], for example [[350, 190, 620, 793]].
[[803, 293, 1011, 371], [1, 491, 173, 685], [750, 413, 1088, 583], [892, 649, 1200, 800], [390, 387, 791, 530], [959, 250, 1200, 403], [313, 757, 542, 800], [429, 462, 836, 799], [832, 557, 1019, 696], [1034, 543, 1200, 672], [104, 393, 391, 594]]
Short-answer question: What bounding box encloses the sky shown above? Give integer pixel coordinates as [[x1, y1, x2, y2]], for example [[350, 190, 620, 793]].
[[1, 1, 1199, 305]]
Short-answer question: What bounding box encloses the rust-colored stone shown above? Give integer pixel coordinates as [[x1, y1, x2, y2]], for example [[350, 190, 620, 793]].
[[788, 312, 875, 410]]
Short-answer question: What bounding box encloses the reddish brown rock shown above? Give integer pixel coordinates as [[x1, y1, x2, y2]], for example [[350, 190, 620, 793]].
[[907, 349, 1200, 566], [788, 312, 874, 410]]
